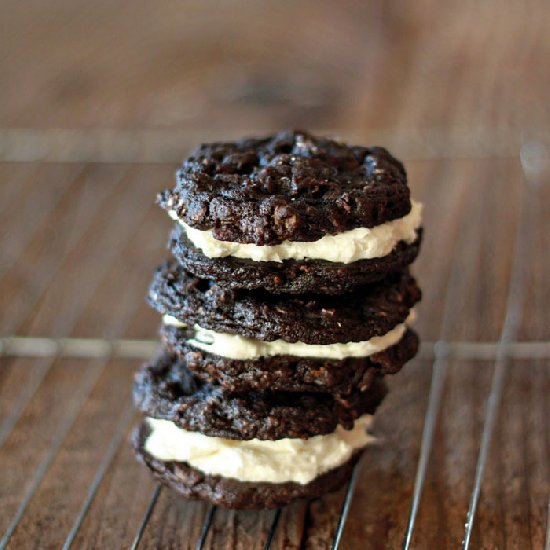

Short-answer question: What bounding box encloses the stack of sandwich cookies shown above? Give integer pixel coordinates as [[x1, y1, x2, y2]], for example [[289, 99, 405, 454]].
[[133, 130, 423, 510]]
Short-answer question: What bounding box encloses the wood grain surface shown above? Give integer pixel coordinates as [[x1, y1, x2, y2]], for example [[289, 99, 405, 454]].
[[0, 1, 549, 548]]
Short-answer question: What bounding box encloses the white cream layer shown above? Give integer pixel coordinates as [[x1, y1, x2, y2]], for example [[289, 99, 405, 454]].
[[163, 313, 413, 361], [169, 200, 422, 264], [145, 416, 374, 484]]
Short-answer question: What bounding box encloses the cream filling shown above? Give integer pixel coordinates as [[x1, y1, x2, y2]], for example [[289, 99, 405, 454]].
[[144, 416, 375, 484], [169, 200, 422, 264], [163, 312, 414, 361]]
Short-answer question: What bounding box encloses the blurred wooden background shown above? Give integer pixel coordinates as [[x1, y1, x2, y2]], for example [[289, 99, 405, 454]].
[[1, 0, 549, 159], [0, 1, 549, 549]]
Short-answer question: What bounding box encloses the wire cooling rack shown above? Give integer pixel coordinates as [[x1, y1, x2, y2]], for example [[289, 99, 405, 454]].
[[0, 141, 548, 549]]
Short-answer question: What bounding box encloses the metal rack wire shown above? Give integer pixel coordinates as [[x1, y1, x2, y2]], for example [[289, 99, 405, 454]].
[[0, 144, 549, 549]]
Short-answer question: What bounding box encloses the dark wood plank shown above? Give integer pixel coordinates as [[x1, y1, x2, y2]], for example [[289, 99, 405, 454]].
[[5, 359, 136, 549], [136, 492, 210, 550], [269, 501, 308, 550], [0, 357, 51, 436], [406, 158, 480, 341], [0, 163, 80, 275], [202, 508, 276, 550], [0, 357, 101, 536], [20, 166, 158, 337], [0, 164, 126, 334], [472, 359, 550, 549], [520, 177, 550, 341], [0, 163, 53, 223], [68, 420, 157, 550]]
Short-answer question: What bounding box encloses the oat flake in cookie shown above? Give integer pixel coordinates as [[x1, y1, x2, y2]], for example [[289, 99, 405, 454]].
[[160, 130, 423, 293]]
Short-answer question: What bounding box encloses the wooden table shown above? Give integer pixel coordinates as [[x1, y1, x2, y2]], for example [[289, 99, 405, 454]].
[[0, 2, 549, 548]]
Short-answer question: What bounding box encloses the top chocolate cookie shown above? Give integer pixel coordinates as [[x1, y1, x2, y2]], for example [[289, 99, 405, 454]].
[[159, 130, 411, 246]]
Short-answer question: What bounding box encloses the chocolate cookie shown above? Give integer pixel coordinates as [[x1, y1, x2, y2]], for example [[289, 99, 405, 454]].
[[133, 353, 387, 440], [148, 261, 421, 345], [168, 225, 423, 294], [158, 130, 411, 245], [160, 324, 419, 394], [133, 421, 362, 510]]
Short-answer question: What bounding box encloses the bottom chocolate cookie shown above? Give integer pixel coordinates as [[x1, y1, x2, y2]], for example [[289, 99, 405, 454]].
[[133, 422, 362, 510]]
